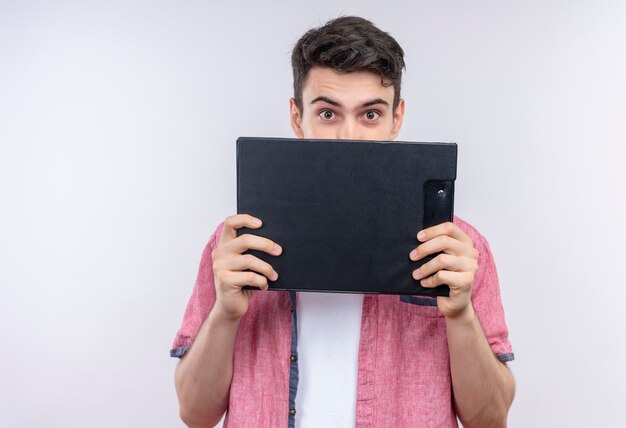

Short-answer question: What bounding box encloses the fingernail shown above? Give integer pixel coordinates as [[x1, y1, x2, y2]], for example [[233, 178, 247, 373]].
[[253, 218, 262, 226], [420, 279, 428, 287], [274, 244, 282, 254], [271, 270, 278, 281], [413, 269, 421, 279], [410, 249, 417, 260], [417, 231, 426, 241]]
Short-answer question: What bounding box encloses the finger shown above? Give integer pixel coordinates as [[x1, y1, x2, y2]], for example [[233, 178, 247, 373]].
[[409, 234, 472, 261], [412, 254, 477, 280], [219, 214, 263, 246], [216, 253, 279, 281], [417, 222, 472, 246], [220, 270, 270, 291], [419, 270, 472, 289], [220, 233, 282, 257]]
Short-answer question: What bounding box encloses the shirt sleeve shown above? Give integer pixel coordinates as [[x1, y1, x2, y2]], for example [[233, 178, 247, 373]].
[[471, 232, 515, 363], [170, 222, 224, 358]]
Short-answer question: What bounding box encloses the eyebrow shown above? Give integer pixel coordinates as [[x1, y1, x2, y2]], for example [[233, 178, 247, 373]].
[[309, 96, 389, 108]]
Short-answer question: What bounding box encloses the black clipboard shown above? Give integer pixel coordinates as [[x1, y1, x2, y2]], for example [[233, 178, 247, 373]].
[[236, 137, 457, 296]]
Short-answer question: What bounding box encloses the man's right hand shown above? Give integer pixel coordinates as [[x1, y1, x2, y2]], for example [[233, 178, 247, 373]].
[[211, 214, 282, 321]]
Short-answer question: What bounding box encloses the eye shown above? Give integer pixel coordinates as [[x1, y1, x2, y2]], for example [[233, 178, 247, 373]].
[[318, 109, 335, 120], [363, 110, 381, 121]]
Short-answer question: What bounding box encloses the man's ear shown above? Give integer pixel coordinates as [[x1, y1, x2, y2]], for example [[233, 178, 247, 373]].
[[389, 98, 405, 140], [289, 98, 304, 138]]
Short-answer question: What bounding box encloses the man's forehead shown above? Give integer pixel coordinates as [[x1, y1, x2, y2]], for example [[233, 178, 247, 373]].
[[302, 67, 394, 106]]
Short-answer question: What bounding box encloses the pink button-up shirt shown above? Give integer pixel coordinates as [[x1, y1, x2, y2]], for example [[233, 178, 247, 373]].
[[171, 215, 514, 427]]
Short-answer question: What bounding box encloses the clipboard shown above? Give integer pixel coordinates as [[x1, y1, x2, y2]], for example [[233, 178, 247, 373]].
[[236, 137, 457, 296]]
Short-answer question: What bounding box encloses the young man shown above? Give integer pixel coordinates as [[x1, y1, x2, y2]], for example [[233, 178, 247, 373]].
[[172, 16, 515, 428]]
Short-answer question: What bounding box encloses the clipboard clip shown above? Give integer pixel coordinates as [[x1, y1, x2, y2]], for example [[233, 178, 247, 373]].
[[423, 180, 454, 229]]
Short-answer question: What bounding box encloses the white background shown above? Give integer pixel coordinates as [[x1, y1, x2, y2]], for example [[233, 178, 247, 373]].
[[1, 1, 625, 427]]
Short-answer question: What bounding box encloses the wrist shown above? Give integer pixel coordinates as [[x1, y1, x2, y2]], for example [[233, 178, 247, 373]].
[[210, 304, 244, 326], [444, 303, 476, 325]]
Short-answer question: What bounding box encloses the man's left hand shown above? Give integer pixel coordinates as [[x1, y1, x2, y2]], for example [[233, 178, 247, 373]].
[[409, 221, 479, 319]]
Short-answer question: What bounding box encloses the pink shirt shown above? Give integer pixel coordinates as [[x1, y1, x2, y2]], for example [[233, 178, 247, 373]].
[[171, 215, 514, 427]]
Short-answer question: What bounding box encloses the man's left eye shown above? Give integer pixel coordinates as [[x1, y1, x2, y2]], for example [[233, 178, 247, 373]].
[[364, 111, 380, 121]]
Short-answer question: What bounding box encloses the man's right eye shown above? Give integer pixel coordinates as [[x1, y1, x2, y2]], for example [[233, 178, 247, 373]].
[[318, 109, 335, 120]]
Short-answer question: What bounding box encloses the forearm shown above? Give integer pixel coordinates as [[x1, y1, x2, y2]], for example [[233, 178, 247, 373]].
[[175, 307, 240, 427], [446, 305, 515, 428]]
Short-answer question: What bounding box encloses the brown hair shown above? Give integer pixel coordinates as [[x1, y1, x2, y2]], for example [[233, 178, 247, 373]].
[[291, 16, 405, 112]]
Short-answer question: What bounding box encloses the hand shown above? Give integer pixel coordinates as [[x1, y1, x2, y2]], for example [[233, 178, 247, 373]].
[[211, 214, 282, 321], [409, 221, 479, 319]]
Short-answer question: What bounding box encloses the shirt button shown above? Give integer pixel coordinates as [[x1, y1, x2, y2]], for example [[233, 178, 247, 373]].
[[290, 353, 298, 363], [289, 408, 297, 416]]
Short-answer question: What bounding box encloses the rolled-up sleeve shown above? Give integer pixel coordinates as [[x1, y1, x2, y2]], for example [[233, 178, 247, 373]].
[[170, 222, 224, 358], [471, 232, 515, 363]]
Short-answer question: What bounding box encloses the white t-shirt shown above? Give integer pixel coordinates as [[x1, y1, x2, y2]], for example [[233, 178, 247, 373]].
[[295, 292, 364, 427]]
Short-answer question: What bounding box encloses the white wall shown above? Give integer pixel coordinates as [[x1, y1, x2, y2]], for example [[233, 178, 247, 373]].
[[1, 1, 624, 427]]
